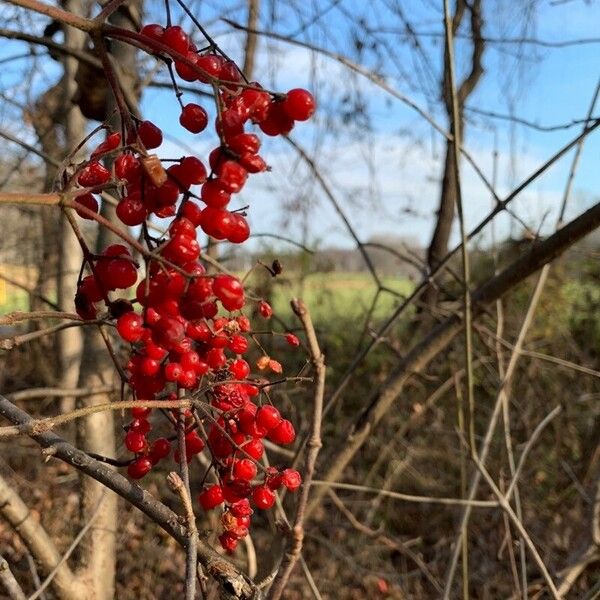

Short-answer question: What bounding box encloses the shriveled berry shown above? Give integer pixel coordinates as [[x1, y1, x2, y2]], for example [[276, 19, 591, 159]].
[[281, 468, 302, 491], [285, 333, 300, 347]]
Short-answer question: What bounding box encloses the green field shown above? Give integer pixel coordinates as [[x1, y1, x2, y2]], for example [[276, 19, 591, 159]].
[[270, 272, 413, 323]]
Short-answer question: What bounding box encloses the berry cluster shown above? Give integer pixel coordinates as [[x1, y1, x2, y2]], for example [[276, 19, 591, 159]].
[[70, 19, 315, 552]]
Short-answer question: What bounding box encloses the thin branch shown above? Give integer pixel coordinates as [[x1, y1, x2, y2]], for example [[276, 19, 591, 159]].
[[0, 399, 193, 438], [310, 481, 497, 507], [0, 555, 26, 600], [267, 299, 325, 600], [167, 472, 197, 600], [443, 0, 476, 453]]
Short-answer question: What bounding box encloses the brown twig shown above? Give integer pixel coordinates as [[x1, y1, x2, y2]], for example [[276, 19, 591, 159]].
[[267, 299, 325, 600], [0, 554, 26, 600], [0, 399, 192, 438], [167, 472, 198, 600]]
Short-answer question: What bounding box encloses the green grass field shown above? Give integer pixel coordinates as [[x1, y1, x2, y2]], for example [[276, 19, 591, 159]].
[[270, 272, 413, 324]]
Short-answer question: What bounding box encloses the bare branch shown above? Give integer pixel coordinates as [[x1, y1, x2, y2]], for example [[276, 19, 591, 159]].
[[267, 299, 325, 600]]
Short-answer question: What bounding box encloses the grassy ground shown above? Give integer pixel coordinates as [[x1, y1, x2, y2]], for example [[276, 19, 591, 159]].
[[270, 271, 413, 323]]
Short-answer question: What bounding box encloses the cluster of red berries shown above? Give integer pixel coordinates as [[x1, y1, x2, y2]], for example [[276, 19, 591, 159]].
[[70, 18, 315, 553]]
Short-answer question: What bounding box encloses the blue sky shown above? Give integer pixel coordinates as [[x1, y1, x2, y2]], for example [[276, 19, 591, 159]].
[[1, 0, 599, 251]]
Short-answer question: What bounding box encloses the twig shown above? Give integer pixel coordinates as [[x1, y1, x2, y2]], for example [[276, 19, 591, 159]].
[[167, 472, 197, 600], [310, 481, 497, 507], [0, 399, 192, 438], [267, 299, 325, 600], [0, 555, 26, 600], [7, 386, 116, 402]]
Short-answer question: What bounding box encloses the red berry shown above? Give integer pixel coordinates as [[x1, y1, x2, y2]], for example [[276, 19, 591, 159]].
[[228, 133, 260, 155], [213, 275, 245, 311], [255, 405, 282, 432], [227, 214, 250, 244], [152, 316, 185, 349], [201, 180, 231, 209], [195, 54, 224, 83], [206, 347, 227, 369], [163, 25, 189, 55], [124, 430, 146, 453], [150, 438, 171, 461], [230, 358, 250, 380], [283, 88, 316, 121], [281, 468, 302, 491], [103, 258, 137, 289], [216, 161, 247, 194], [200, 207, 234, 240], [175, 51, 201, 81], [252, 485, 275, 509], [74, 193, 99, 219], [180, 103, 208, 134], [127, 456, 153, 479], [268, 419, 296, 445], [185, 430, 205, 455], [198, 484, 224, 510], [91, 132, 121, 159], [138, 120, 163, 149], [178, 156, 207, 185], [117, 194, 146, 226], [258, 300, 273, 319], [285, 333, 300, 347], [229, 334, 249, 354], [140, 23, 164, 42], [115, 153, 140, 181], [164, 362, 183, 381], [117, 312, 144, 342], [78, 161, 111, 187], [239, 153, 267, 174], [242, 438, 264, 460], [233, 458, 258, 481], [181, 201, 203, 226], [259, 103, 294, 136]]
